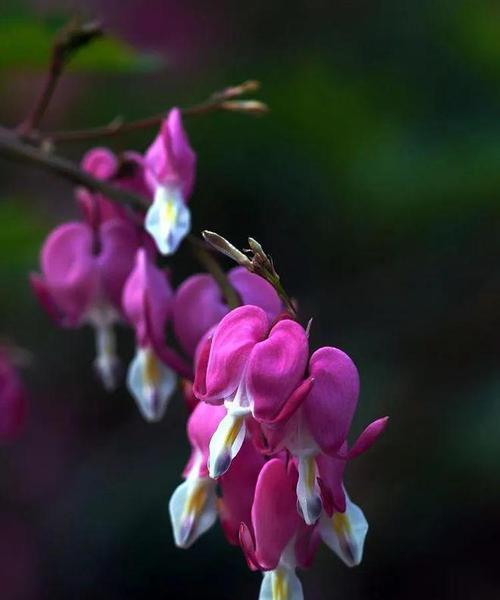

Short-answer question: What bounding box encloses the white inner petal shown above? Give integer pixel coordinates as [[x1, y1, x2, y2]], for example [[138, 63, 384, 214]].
[[259, 565, 304, 600], [92, 320, 120, 392], [318, 488, 368, 567], [127, 346, 177, 422], [168, 472, 217, 549], [145, 185, 191, 255], [296, 454, 322, 525], [208, 409, 246, 479]]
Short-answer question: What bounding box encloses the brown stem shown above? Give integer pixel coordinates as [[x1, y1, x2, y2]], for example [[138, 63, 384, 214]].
[[25, 81, 267, 144], [0, 126, 147, 209], [188, 235, 241, 309], [18, 20, 102, 135]]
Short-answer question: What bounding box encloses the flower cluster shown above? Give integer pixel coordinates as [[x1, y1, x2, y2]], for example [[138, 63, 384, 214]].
[[170, 305, 387, 599], [30, 104, 387, 600]]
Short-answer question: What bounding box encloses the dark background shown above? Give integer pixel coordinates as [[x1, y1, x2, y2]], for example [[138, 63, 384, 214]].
[[0, 1, 499, 598]]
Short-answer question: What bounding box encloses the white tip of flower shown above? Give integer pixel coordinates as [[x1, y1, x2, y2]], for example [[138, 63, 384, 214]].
[[259, 566, 304, 600], [93, 322, 121, 391], [208, 411, 246, 479], [296, 455, 322, 525], [126, 346, 177, 422], [145, 185, 191, 255], [319, 491, 368, 567], [168, 476, 217, 549]]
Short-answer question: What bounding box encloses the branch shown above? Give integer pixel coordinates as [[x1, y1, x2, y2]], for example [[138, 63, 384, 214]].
[[188, 235, 241, 310], [0, 127, 147, 209], [18, 19, 102, 135], [27, 80, 268, 144]]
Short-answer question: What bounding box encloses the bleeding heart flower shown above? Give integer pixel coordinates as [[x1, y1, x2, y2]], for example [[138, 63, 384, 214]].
[[240, 458, 317, 600], [173, 267, 283, 358], [78, 147, 150, 224], [30, 218, 142, 390], [122, 248, 190, 421], [280, 347, 388, 525], [193, 305, 310, 478], [169, 401, 226, 548], [143, 108, 196, 255]]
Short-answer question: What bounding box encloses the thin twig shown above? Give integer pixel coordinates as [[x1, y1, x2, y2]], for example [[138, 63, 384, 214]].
[[188, 235, 241, 309], [0, 126, 147, 209], [17, 19, 102, 135], [26, 81, 268, 144]]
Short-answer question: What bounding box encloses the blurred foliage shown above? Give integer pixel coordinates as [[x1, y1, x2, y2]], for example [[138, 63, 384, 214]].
[[0, 15, 162, 73]]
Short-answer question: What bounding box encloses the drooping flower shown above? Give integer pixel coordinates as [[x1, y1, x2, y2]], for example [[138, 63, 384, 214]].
[[239, 458, 319, 600], [78, 146, 150, 224], [169, 401, 225, 548], [30, 218, 141, 390], [122, 248, 190, 421], [173, 267, 283, 358], [0, 351, 28, 443], [193, 305, 311, 478], [280, 347, 388, 525], [143, 108, 196, 255]]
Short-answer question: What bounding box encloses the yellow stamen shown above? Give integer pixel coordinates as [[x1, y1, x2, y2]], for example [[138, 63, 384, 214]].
[[332, 511, 351, 538], [162, 197, 177, 231], [143, 348, 161, 387], [305, 455, 316, 492], [184, 481, 208, 518], [272, 568, 289, 600], [224, 416, 243, 448]]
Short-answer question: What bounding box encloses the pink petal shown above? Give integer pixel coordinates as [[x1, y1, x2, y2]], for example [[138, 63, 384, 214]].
[[29, 273, 65, 326], [193, 305, 269, 404], [316, 451, 347, 515], [185, 401, 227, 477], [249, 458, 301, 570], [266, 376, 314, 426], [40, 222, 98, 324], [122, 248, 173, 347], [144, 108, 196, 199], [219, 440, 265, 545], [294, 521, 321, 569], [173, 274, 228, 357], [98, 220, 142, 312], [347, 416, 389, 459], [247, 319, 309, 422], [81, 147, 118, 180], [76, 188, 129, 227], [303, 347, 360, 456], [228, 267, 282, 322]]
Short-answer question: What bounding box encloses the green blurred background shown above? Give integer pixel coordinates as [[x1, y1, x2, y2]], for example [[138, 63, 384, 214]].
[[1, 0, 499, 598]]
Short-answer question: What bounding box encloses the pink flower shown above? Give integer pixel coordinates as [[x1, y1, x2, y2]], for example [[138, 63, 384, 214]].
[[78, 147, 150, 224], [239, 458, 318, 600], [193, 305, 310, 478], [122, 248, 190, 421], [30, 219, 141, 390], [169, 401, 225, 548], [218, 439, 266, 545], [173, 267, 283, 358], [281, 346, 388, 525], [0, 352, 28, 443], [143, 108, 196, 255]]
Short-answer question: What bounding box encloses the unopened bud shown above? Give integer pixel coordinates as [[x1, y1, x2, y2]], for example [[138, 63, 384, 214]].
[[222, 80, 261, 99], [221, 100, 269, 115], [202, 231, 253, 269]]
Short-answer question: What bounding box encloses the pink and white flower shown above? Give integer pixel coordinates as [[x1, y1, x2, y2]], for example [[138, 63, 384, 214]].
[[193, 305, 310, 478], [31, 218, 142, 390], [143, 108, 196, 255]]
